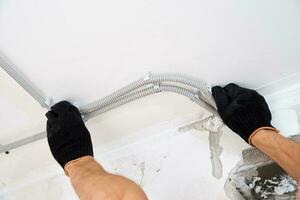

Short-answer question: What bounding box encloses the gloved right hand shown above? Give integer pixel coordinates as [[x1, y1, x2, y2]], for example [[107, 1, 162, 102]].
[[46, 101, 94, 169], [212, 83, 276, 144]]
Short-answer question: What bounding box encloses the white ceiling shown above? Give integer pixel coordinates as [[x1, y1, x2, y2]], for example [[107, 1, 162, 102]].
[[0, 0, 299, 105]]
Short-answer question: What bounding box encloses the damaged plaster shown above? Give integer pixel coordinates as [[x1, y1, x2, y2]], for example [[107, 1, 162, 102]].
[[178, 112, 224, 179]]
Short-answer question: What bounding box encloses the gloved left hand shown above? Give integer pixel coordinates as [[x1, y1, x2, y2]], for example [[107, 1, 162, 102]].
[[46, 101, 93, 169]]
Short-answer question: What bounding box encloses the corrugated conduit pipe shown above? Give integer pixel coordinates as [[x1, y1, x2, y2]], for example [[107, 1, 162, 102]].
[[0, 53, 223, 179], [79, 73, 216, 115], [84, 84, 216, 119]]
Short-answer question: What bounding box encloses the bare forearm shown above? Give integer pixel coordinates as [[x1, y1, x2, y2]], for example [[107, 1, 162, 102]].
[[65, 156, 148, 200], [252, 130, 300, 181]]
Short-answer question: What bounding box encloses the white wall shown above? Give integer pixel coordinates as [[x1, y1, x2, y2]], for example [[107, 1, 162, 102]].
[[0, 119, 244, 200]]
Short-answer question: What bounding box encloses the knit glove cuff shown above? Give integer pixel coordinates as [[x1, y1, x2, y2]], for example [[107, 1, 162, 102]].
[[248, 126, 279, 145], [225, 110, 273, 143]]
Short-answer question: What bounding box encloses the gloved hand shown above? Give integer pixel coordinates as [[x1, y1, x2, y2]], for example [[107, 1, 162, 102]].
[[46, 101, 93, 169], [212, 83, 274, 144]]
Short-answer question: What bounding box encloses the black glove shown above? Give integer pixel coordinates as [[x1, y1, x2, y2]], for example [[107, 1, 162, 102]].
[[212, 83, 273, 143], [46, 101, 93, 168]]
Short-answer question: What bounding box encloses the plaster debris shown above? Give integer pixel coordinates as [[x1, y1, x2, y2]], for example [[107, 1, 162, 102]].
[[247, 175, 297, 199], [225, 152, 297, 200]]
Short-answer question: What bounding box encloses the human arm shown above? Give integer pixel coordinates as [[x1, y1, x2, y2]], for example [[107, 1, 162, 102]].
[[212, 83, 300, 181], [65, 156, 148, 200], [251, 129, 300, 181], [46, 101, 148, 200]]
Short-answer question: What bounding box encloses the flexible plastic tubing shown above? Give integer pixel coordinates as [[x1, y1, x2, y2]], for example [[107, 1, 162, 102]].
[[0, 53, 220, 154], [0, 53, 50, 109], [0, 53, 216, 114], [0, 52, 215, 114], [79, 73, 216, 114], [84, 84, 218, 120], [0, 131, 47, 153], [82, 83, 222, 179], [0, 83, 218, 153]]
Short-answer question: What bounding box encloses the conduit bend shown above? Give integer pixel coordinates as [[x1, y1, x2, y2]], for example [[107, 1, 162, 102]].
[[0, 53, 223, 179], [84, 84, 218, 120], [79, 73, 216, 114]]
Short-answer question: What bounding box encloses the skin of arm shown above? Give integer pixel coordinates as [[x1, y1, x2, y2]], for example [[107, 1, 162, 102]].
[[251, 129, 300, 181], [64, 156, 148, 200]]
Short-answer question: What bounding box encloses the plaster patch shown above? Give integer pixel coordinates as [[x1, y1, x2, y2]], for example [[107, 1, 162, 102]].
[[178, 112, 224, 179]]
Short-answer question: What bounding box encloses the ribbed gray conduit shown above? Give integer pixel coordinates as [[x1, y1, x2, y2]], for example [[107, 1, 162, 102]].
[[0, 131, 47, 153], [0, 53, 51, 109], [0, 53, 215, 115], [84, 84, 218, 120], [0, 82, 218, 152], [79, 73, 216, 114]]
